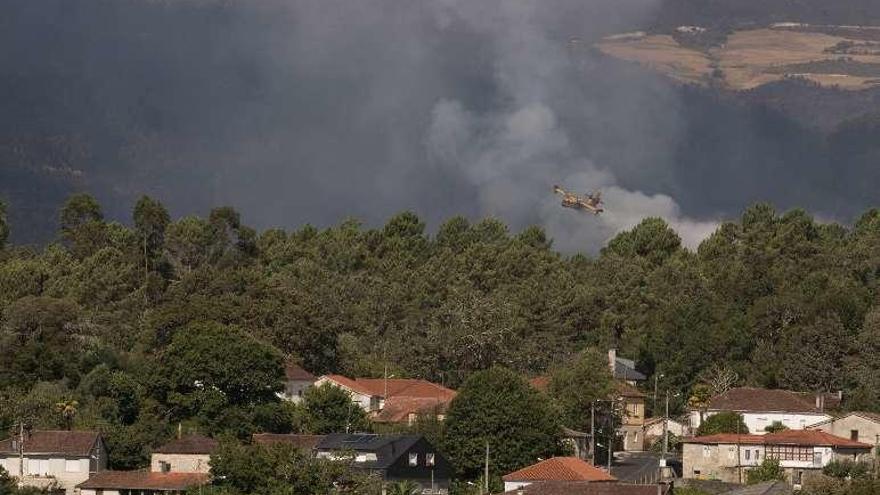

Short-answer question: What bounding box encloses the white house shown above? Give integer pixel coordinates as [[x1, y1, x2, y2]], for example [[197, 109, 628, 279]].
[[0, 430, 107, 495], [689, 387, 839, 434], [279, 362, 316, 403], [682, 430, 871, 486], [316, 375, 456, 424]]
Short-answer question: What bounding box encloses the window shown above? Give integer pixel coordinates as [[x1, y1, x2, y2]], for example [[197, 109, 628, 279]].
[[702, 446, 711, 458], [65, 460, 81, 473], [766, 445, 813, 462], [755, 450, 761, 460], [408, 453, 418, 467], [426, 453, 435, 467], [795, 470, 804, 485], [745, 450, 751, 461], [159, 461, 171, 473], [27, 459, 49, 476], [852, 430, 860, 442]]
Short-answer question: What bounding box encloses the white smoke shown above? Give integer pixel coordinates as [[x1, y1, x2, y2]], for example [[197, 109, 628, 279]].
[[426, 0, 718, 252]]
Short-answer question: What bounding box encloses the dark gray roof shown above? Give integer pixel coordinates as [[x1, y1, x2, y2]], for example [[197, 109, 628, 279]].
[[613, 358, 646, 381], [722, 481, 792, 495], [315, 434, 423, 469]]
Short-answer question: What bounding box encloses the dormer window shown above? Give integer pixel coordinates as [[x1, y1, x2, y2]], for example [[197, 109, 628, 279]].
[[409, 453, 418, 466], [426, 453, 435, 467]]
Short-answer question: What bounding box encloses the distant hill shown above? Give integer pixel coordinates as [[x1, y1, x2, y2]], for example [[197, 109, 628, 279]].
[[651, 0, 880, 30]]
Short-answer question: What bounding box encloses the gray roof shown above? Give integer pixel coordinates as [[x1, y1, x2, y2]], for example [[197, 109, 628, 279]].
[[722, 481, 792, 495], [315, 433, 423, 469], [614, 358, 646, 381]]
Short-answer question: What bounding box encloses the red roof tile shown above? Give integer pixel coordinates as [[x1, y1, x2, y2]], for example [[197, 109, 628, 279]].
[[154, 434, 218, 455], [373, 397, 452, 423], [684, 434, 766, 445], [320, 375, 376, 396], [252, 433, 325, 450], [285, 362, 316, 381], [503, 457, 617, 482], [0, 430, 100, 456], [501, 482, 669, 495], [706, 387, 839, 414], [685, 430, 871, 448], [320, 375, 456, 401], [764, 429, 871, 448], [530, 376, 550, 392], [77, 471, 208, 491]]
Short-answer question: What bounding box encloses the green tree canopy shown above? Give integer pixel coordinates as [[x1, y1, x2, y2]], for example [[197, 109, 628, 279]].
[[298, 383, 370, 435], [442, 366, 562, 479], [697, 411, 749, 436], [547, 348, 614, 431]]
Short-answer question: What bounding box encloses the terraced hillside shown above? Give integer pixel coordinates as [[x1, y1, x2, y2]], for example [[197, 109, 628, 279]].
[[598, 25, 880, 91]]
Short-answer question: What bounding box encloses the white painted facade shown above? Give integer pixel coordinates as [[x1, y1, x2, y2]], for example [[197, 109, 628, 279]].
[[690, 410, 831, 435], [315, 376, 378, 412], [504, 481, 532, 492], [0, 452, 104, 495], [279, 378, 314, 403]]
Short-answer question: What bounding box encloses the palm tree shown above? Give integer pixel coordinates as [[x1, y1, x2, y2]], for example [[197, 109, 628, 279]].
[[55, 400, 79, 430], [386, 480, 420, 495]]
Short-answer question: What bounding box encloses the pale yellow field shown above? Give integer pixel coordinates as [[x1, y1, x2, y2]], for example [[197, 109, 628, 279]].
[[597, 27, 880, 91]]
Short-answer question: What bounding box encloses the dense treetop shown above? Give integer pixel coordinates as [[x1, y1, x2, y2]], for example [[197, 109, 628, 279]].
[[2, 194, 880, 476]]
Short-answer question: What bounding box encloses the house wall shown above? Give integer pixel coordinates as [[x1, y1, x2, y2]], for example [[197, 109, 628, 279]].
[[622, 398, 645, 427], [279, 379, 314, 403], [811, 416, 880, 447], [150, 453, 212, 473], [504, 481, 531, 492], [690, 410, 831, 434], [315, 377, 374, 411], [80, 490, 121, 495], [683, 443, 745, 483], [0, 455, 92, 495]]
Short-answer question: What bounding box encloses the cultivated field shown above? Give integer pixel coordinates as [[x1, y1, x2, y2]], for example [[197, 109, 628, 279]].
[[597, 25, 880, 90]]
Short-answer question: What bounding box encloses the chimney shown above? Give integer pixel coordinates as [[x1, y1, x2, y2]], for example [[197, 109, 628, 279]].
[[608, 349, 617, 376]]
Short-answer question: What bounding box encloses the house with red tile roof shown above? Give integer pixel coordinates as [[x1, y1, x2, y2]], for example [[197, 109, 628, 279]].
[[688, 387, 840, 435], [502, 457, 616, 492], [77, 471, 208, 495], [807, 411, 880, 445], [499, 481, 671, 495], [0, 430, 107, 495], [316, 374, 456, 424], [682, 429, 872, 485]]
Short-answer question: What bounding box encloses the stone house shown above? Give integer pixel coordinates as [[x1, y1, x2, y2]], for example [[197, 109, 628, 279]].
[[150, 434, 218, 474], [808, 411, 880, 447], [0, 430, 107, 495], [682, 430, 871, 486]]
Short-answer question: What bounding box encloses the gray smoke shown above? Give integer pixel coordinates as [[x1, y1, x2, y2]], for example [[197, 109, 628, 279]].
[[2, 0, 722, 251]]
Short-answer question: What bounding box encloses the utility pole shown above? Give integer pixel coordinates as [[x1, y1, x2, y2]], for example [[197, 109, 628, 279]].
[[607, 403, 614, 474], [662, 391, 669, 459], [484, 441, 490, 494], [18, 421, 24, 486], [653, 374, 660, 417], [590, 401, 596, 465]]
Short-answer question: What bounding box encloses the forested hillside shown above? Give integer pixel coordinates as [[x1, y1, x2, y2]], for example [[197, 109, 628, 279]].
[[2, 195, 880, 469]]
